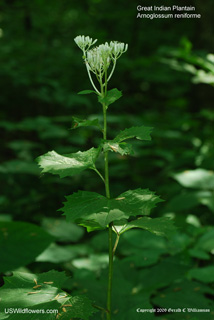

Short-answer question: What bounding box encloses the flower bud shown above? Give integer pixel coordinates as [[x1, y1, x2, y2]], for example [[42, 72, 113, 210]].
[[109, 41, 128, 59], [74, 35, 97, 52]]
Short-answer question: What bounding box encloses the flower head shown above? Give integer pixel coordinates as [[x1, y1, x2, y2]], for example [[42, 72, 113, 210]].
[[86, 41, 128, 76], [109, 41, 128, 59], [74, 35, 128, 92], [74, 35, 97, 52], [86, 43, 112, 75]]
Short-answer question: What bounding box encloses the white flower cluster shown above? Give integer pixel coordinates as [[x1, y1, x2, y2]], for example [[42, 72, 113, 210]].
[[86, 41, 128, 75], [87, 43, 111, 75], [109, 41, 128, 59], [74, 35, 97, 52], [74, 35, 128, 74], [74, 35, 128, 91]]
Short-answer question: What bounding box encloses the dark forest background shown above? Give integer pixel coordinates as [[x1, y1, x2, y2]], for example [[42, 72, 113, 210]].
[[0, 0, 214, 319]]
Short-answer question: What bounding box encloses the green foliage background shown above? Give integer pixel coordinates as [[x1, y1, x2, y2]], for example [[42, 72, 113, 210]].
[[0, 0, 214, 319]]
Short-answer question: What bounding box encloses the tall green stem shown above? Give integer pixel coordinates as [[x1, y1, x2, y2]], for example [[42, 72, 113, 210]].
[[107, 222, 113, 320], [75, 36, 128, 320], [103, 104, 110, 198], [97, 62, 113, 320], [103, 103, 113, 320]]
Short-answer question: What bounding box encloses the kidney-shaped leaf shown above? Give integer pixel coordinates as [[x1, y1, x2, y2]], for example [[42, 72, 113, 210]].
[[36, 147, 100, 178], [60, 189, 162, 228], [0, 221, 53, 273]]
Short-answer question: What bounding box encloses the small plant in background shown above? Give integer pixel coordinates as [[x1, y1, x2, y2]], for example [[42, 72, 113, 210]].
[[0, 36, 176, 320]]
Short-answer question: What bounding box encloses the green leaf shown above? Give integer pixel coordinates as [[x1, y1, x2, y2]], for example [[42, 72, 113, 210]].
[[78, 90, 96, 95], [36, 243, 77, 263], [114, 293, 155, 320], [152, 280, 214, 311], [140, 256, 191, 291], [173, 169, 214, 190], [167, 190, 214, 212], [59, 295, 97, 320], [114, 126, 153, 143], [60, 189, 162, 228], [115, 217, 176, 238], [71, 117, 101, 130], [61, 191, 124, 228], [123, 229, 167, 250], [195, 229, 214, 252], [0, 270, 96, 320], [78, 220, 105, 232], [70, 264, 155, 320], [0, 221, 53, 273], [36, 147, 100, 178], [98, 88, 122, 107], [103, 141, 134, 155], [72, 254, 109, 271], [123, 248, 165, 267], [41, 218, 84, 242], [167, 233, 192, 255], [188, 248, 210, 260], [188, 266, 214, 283], [37, 243, 94, 263]]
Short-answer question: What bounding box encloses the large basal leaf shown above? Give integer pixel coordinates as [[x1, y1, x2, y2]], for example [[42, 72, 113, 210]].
[[60, 189, 162, 228], [152, 280, 214, 314], [71, 254, 109, 272], [41, 218, 84, 243], [37, 243, 94, 264], [115, 217, 176, 238], [0, 221, 53, 273], [36, 147, 100, 178], [123, 247, 165, 267], [70, 263, 156, 320], [166, 190, 214, 212], [36, 243, 77, 263], [114, 126, 153, 143], [0, 270, 96, 320], [173, 169, 214, 190], [123, 229, 167, 251], [139, 256, 191, 291]]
